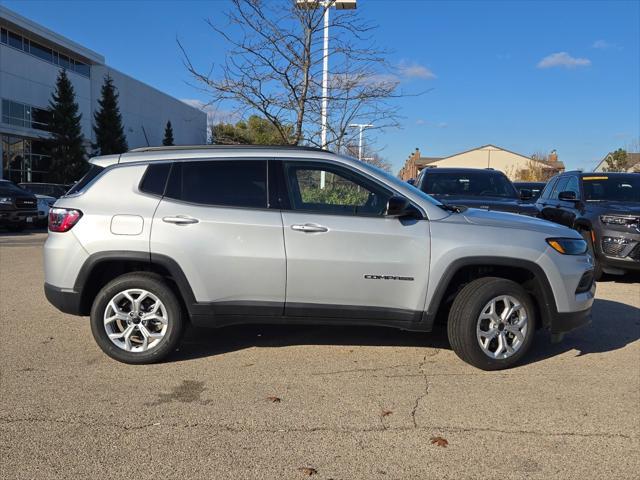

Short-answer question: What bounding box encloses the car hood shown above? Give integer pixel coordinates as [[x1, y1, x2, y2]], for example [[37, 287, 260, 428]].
[[587, 201, 640, 216], [460, 207, 580, 237], [433, 195, 538, 214]]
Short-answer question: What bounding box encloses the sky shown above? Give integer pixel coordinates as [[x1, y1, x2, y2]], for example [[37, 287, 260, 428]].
[[3, 0, 639, 173]]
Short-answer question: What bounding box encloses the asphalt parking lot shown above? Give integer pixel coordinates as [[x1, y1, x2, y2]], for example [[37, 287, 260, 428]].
[[1, 231, 639, 479]]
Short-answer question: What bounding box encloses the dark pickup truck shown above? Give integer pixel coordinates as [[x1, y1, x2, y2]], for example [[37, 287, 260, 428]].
[[0, 179, 38, 231]]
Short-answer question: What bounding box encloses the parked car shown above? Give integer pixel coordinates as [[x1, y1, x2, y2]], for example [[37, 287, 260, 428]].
[[44, 146, 594, 370], [414, 168, 538, 216], [19, 182, 69, 199], [514, 181, 546, 202], [535, 171, 640, 279], [0, 179, 38, 231]]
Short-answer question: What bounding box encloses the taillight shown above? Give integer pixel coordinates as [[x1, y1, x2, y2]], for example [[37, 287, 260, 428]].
[[49, 208, 82, 232]]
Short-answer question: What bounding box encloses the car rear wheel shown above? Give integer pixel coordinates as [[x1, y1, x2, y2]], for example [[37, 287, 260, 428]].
[[447, 277, 536, 370], [90, 273, 184, 364]]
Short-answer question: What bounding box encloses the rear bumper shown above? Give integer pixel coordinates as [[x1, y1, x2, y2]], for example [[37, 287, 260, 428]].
[[44, 283, 83, 316]]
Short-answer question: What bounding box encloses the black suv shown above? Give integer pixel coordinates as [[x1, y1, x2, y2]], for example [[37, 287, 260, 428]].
[[535, 171, 640, 278], [414, 168, 538, 215], [0, 179, 38, 231]]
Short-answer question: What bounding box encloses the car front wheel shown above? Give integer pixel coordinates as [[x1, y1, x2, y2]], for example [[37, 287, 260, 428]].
[[447, 277, 536, 370], [90, 273, 184, 364]]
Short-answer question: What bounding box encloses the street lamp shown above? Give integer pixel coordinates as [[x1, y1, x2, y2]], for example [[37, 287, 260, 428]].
[[348, 123, 373, 161], [296, 1, 357, 150]]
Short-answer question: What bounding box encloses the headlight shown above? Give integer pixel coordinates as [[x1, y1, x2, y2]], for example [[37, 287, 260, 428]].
[[0, 197, 12, 205], [546, 238, 588, 255], [600, 215, 636, 227]]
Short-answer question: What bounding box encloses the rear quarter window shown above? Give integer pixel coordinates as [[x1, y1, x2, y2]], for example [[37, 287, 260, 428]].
[[67, 165, 105, 195], [139, 163, 171, 196]]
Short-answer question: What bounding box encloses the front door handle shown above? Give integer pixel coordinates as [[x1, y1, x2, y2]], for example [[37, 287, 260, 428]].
[[291, 223, 328, 233], [163, 215, 199, 225]]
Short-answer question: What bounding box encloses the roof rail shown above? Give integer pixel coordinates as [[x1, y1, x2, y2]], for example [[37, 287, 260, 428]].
[[128, 144, 328, 154]]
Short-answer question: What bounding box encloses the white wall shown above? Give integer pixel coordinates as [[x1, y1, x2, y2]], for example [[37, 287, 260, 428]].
[[91, 66, 207, 148], [0, 43, 93, 137]]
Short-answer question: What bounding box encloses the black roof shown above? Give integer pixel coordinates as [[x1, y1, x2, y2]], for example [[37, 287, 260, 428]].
[[560, 170, 639, 177], [421, 167, 508, 175]]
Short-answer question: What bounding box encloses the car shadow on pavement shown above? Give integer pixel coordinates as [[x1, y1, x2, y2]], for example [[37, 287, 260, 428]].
[[0, 226, 47, 237], [171, 298, 639, 365], [524, 298, 640, 366], [174, 323, 450, 362]]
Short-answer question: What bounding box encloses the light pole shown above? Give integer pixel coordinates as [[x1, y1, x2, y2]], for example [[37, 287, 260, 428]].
[[297, 1, 357, 188], [348, 123, 373, 161]]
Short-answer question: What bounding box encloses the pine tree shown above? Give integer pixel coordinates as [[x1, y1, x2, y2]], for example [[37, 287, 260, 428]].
[[162, 120, 174, 146], [46, 69, 87, 183], [93, 75, 128, 155]]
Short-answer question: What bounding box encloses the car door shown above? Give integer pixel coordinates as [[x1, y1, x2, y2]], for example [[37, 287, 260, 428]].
[[556, 175, 580, 228], [150, 159, 286, 315], [539, 176, 568, 224], [278, 160, 430, 323]]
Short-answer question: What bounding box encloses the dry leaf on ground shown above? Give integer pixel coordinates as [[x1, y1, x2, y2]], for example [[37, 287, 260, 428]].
[[430, 436, 449, 447]]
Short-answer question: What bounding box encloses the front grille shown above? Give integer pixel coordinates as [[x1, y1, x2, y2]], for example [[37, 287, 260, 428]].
[[15, 197, 37, 209], [602, 241, 626, 256], [629, 244, 640, 261]]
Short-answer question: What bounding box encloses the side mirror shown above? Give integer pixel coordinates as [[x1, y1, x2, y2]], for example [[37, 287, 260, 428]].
[[558, 190, 578, 201], [519, 189, 533, 200], [385, 195, 422, 218], [406, 178, 416, 186]]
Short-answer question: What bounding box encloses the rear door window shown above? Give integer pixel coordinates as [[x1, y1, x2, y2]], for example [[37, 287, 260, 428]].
[[165, 160, 267, 208]]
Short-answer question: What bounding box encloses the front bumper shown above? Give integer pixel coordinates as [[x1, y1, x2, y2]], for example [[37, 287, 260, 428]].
[[549, 306, 592, 334], [0, 209, 38, 225], [594, 228, 640, 272], [44, 283, 83, 315]]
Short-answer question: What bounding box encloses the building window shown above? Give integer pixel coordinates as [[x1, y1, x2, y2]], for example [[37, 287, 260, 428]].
[[0, 26, 90, 78], [1, 135, 52, 183], [2, 99, 52, 132]]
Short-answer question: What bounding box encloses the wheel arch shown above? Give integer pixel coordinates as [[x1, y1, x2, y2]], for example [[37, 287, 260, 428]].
[[423, 257, 556, 331], [75, 251, 196, 317]]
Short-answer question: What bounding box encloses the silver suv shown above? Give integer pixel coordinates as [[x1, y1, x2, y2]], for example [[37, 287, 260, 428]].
[[44, 146, 595, 370]]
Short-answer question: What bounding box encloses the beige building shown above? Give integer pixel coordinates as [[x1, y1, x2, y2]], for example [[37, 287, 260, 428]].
[[398, 144, 565, 181], [593, 151, 640, 172]]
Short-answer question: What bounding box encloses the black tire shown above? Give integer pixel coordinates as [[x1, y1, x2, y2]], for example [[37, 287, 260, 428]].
[[581, 229, 603, 281], [447, 277, 536, 370], [90, 272, 185, 364]]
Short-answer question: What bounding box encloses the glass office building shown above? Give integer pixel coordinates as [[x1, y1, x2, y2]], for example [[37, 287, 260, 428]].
[[0, 6, 207, 183]]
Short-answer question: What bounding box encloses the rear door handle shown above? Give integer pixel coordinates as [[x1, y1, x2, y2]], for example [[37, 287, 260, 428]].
[[162, 215, 199, 225], [291, 223, 328, 233]]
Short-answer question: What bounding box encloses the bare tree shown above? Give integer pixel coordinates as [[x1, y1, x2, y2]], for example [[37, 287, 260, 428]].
[[343, 142, 392, 172], [178, 0, 409, 149]]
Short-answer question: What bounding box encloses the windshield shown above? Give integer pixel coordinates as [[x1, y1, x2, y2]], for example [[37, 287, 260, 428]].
[[0, 181, 30, 196], [582, 175, 640, 202], [422, 171, 519, 198]]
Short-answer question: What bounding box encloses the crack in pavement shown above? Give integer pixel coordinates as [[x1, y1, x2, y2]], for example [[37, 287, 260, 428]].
[[311, 363, 416, 376], [410, 354, 430, 428], [0, 416, 635, 440]]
